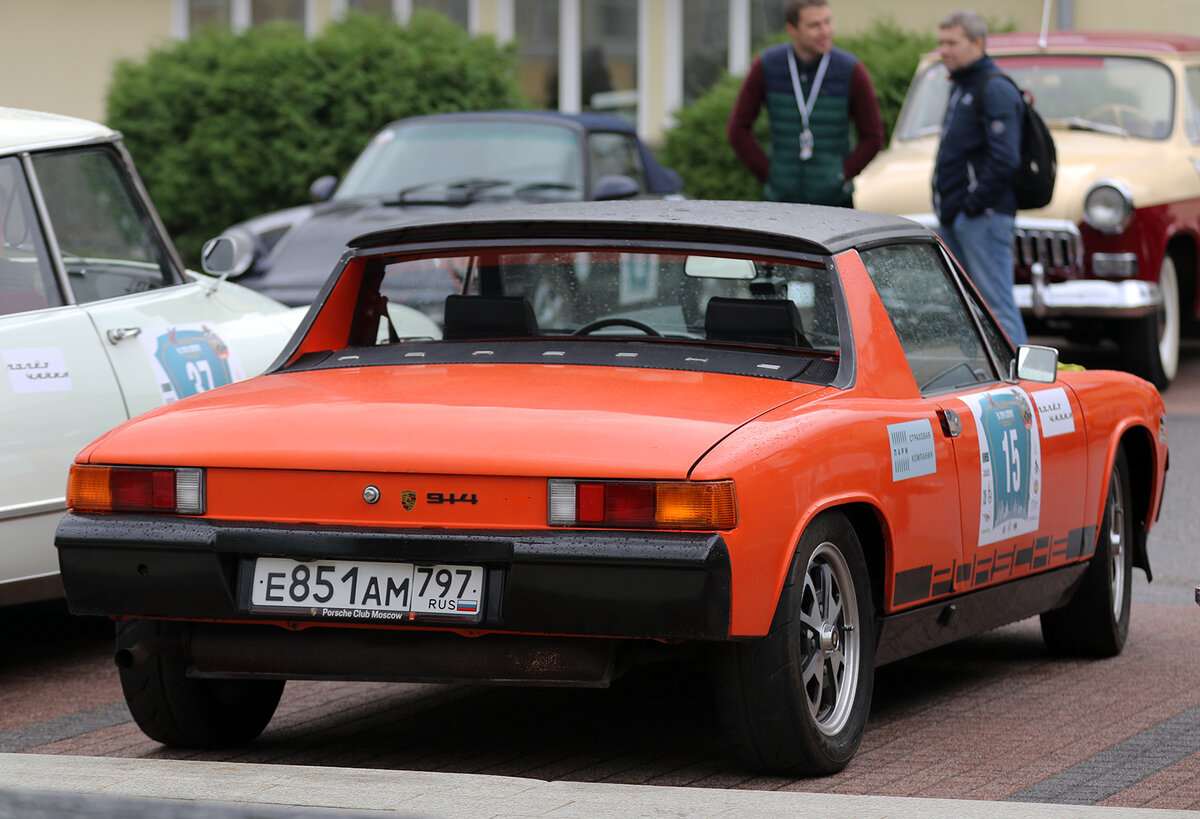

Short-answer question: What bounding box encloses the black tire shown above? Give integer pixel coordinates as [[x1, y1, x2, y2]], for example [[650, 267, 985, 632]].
[[711, 511, 875, 776], [1040, 445, 1133, 657], [117, 619, 284, 748], [1123, 254, 1180, 389]]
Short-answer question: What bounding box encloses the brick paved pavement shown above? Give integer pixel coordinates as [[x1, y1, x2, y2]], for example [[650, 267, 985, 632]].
[[4, 601, 1199, 812]]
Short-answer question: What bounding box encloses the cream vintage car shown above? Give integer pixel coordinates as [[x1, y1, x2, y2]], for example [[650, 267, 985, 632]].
[[856, 31, 1200, 389], [0, 106, 435, 606]]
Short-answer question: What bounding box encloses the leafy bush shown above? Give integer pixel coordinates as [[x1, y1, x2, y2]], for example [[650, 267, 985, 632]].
[[660, 20, 935, 200], [107, 12, 524, 264]]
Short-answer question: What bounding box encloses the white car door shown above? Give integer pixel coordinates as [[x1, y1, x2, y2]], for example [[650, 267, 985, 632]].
[[1, 138, 297, 604]]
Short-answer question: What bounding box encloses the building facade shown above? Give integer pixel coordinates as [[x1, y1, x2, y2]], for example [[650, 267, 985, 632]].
[[1, 0, 1196, 144]]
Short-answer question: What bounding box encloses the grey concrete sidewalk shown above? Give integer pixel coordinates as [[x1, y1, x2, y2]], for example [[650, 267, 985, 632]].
[[1, 753, 1195, 819]]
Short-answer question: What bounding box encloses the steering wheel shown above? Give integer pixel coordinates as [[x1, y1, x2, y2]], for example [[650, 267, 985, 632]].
[[572, 318, 662, 337], [1083, 103, 1152, 134]]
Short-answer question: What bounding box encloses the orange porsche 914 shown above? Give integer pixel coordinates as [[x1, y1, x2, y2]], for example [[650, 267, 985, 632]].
[[55, 201, 1168, 776]]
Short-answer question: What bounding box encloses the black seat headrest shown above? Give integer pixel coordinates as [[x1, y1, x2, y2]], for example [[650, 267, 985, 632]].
[[442, 295, 539, 340], [704, 297, 811, 348]]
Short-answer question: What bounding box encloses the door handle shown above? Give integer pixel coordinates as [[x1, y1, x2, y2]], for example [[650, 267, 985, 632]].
[[106, 327, 142, 344], [937, 408, 962, 438]]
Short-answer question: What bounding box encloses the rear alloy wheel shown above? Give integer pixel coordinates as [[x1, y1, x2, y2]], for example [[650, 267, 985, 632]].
[[712, 511, 874, 775], [117, 619, 284, 748], [1040, 445, 1133, 657], [1124, 254, 1180, 389]]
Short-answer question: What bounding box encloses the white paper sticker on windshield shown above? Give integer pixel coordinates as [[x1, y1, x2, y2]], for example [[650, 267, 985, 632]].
[[889, 419, 937, 481], [3, 347, 72, 393], [140, 324, 245, 404], [1033, 387, 1075, 438], [960, 387, 1042, 546]]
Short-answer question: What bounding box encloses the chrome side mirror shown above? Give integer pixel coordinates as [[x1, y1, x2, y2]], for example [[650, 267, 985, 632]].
[[1013, 344, 1059, 383], [309, 175, 338, 203], [593, 174, 640, 201], [201, 231, 255, 279]]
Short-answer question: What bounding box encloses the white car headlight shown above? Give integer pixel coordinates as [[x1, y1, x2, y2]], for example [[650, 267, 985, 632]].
[[1083, 181, 1134, 234]]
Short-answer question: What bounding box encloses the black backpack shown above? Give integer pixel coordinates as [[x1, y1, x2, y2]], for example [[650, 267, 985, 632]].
[[975, 72, 1057, 210]]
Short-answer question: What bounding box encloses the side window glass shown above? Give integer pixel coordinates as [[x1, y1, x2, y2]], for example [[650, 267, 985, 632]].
[[587, 132, 647, 191], [1185, 66, 1200, 143], [0, 156, 60, 315], [30, 148, 177, 305], [860, 242, 999, 394]]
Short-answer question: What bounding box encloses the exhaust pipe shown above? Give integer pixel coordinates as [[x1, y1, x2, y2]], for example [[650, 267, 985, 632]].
[[113, 630, 182, 669]]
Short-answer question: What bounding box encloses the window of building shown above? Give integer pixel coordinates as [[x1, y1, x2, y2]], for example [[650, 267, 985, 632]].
[[252, 0, 305, 25], [516, 0, 560, 109], [683, 0, 728, 105], [750, 0, 786, 49], [183, 0, 310, 33], [188, 0, 233, 32], [346, 0, 396, 17], [414, 0, 468, 27], [581, 0, 637, 121]]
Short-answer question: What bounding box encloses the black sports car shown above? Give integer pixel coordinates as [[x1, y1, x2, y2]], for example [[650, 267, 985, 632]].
[[214, 110, 684, 318]]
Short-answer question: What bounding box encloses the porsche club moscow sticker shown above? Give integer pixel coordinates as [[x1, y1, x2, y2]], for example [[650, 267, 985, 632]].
[[960, 387, 1043, 546], [140, 324, 245, 403], [888, 419, 937, 481]]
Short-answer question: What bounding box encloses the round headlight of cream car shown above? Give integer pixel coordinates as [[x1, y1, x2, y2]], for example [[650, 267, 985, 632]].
[[1083, 181, 1134, 234]]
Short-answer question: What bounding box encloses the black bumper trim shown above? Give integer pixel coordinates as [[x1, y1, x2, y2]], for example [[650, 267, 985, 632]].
[[56, 514, 731, 640]]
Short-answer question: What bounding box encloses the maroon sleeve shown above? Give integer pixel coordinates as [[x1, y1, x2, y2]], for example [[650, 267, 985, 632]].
[[727, 57, 770, 183], [842, 60, 885, 181]]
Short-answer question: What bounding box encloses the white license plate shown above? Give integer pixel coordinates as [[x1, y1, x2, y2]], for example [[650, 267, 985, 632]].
[[251, 557, 484, 620]]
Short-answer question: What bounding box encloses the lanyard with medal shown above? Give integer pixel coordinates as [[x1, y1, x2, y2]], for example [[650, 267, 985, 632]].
[[786, 49, 830, 161]]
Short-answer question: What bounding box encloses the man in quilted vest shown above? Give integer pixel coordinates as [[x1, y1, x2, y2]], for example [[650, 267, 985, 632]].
[[727, 0, 883, 207]]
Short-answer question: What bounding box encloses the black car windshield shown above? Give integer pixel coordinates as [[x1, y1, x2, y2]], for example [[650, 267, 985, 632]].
[[335, 120, 586, 202], [896, 55, 1175, 140], [352, 246, 841, 359]]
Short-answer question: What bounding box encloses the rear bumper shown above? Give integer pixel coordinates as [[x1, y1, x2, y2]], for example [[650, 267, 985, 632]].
[[55, 514, 732, 642]]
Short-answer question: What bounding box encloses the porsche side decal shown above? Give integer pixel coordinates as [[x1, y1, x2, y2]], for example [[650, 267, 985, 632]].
[[891, 525, 1096, 607]]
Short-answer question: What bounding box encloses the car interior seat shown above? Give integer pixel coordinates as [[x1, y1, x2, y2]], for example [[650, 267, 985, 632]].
[[704, 297, 812, 348], [442, 294, 539, 340]]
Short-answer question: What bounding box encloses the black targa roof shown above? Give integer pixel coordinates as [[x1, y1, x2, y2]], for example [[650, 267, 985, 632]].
[[345, 200, 936, 258]]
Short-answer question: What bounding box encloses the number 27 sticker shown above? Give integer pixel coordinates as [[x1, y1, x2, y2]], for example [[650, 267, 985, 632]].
[[141, 323, 246, 404]]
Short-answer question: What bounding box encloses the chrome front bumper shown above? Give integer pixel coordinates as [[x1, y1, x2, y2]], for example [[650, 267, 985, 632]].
[[903, 214, 1160, 320], [1015, 270, 1161, 319]]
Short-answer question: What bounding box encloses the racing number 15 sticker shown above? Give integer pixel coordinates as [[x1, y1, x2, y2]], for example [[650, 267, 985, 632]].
[[960, 387, 1042, 546]]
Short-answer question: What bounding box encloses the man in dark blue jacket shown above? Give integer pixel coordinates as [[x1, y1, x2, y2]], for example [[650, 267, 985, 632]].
[[933, 10, 1027, 346]]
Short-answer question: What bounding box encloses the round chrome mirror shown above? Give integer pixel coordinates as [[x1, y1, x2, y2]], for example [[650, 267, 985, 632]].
[[200, 230, 255, 278]]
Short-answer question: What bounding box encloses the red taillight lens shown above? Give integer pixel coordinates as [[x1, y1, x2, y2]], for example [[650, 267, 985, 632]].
[[548, 479, 736, 529], [67, 466, 205, 515]]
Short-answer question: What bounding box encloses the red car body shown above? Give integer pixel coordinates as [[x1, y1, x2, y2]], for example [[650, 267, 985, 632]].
[[57, 201, 1168, 775]]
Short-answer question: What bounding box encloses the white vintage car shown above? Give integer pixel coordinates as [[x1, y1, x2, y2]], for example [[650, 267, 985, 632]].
[[0, 106, 436, 606], [857, 31, 1200, 389]]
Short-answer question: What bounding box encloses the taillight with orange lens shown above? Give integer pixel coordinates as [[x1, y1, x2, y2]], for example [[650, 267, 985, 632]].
[[67, 466, 205, 515], [547, 479, 736, 529]]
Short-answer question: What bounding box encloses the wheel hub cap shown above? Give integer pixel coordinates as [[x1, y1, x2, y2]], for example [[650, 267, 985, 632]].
[[820, 622, 839, 653]]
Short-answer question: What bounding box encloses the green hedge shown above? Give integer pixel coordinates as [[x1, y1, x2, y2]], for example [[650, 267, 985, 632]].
[[659, 20, 935, 200], [107, 12, 525, 265]]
